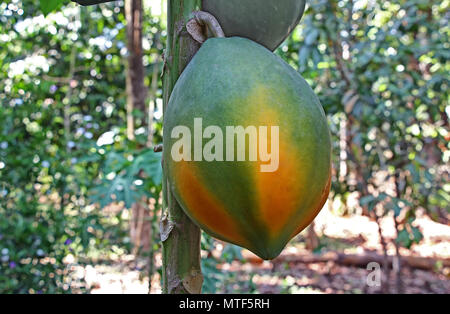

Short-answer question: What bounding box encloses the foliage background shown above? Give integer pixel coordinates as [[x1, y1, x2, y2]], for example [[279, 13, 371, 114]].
[[0, 0, 448, 293]]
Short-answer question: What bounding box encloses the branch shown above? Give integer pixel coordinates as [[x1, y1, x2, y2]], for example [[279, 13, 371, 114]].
[[270, 251, 450, 271], [328, 2, 353, 89], [72, 0, 116, 6], [42, 75, 71, 84]]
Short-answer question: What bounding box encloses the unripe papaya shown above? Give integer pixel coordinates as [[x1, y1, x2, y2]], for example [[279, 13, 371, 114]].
[[164, 37, 331, 260], [202, 0, 306, 51]]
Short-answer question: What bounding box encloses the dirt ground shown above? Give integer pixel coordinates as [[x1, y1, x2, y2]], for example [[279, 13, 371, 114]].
[[76, 208, 449, 294]]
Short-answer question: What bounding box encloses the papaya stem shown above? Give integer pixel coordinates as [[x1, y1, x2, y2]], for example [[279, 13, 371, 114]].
[[194, 11, 225, 38], [186, 11, 225, 44]]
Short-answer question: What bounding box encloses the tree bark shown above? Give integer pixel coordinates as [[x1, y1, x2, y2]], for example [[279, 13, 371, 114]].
[[393, 171, 405, 294], [161, 0, 203, 294], [372, 212, 391, 293], [125, 0, 152, 262], [125, 0, 147, 141], [305, 222, 319, 251]]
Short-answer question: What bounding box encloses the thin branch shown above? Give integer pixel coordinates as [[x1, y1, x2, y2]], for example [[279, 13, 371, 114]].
[[72, 0, 116, 6], [64, 11, 78, 140], [42, 75, 71, 84]]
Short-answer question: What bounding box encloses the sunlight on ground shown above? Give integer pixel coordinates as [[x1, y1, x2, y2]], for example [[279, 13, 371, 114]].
[[73, 208, 449, 294]]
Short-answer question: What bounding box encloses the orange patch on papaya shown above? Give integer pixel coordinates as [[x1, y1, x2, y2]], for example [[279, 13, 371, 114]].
[[256, 139, 303, 237], [174, 161, 248, 247], [289, 171, 332, 239], [244, 86, 304, 238]]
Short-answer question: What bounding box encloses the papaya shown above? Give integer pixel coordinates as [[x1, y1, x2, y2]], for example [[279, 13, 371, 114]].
[[202, 0, 306, 51], [164, 37, 331, 260]]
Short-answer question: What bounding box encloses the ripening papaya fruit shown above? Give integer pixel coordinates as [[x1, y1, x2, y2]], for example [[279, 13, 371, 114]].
[[202, 0, 306, 51], [164, 37, 331, 260]]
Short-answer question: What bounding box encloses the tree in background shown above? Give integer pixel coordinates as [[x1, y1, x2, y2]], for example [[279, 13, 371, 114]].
[[0, 0, 164, 293], [279, 0, 448, 292]]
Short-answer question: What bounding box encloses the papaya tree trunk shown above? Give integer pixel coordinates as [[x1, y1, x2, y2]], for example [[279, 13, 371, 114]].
[[161, 0, 203, 294]]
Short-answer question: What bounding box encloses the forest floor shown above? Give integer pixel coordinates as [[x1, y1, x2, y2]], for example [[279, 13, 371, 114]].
[[74, 208, 449, 294]]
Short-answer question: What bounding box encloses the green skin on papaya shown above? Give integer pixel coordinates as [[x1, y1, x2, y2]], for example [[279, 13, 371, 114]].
[[202, 0, 306, 51], [164, 37, 331, 260]]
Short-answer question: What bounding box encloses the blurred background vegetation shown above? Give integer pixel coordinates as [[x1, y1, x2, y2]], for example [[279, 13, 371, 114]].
[[0, 0, 448, 294]]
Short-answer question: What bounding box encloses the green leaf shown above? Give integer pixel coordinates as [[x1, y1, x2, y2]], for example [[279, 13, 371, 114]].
[[128, 150, 163, 186], [360, 195, 376, 206], [396, 229, 412, 248], [411, 227, 423, 244], [305, 29, 319, 46], [40, 0, 65, 15]]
